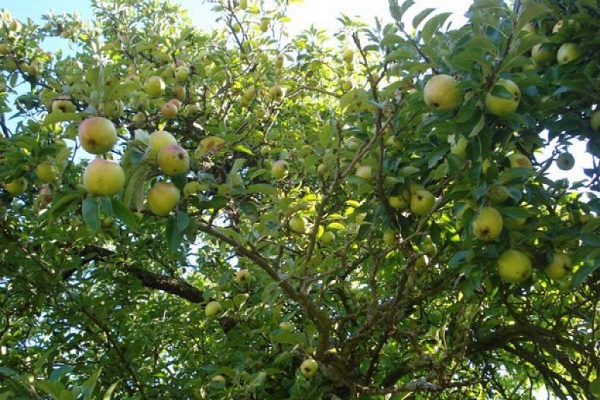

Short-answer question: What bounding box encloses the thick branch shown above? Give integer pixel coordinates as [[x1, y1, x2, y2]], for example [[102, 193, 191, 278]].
[[125, 266, 204, 303]]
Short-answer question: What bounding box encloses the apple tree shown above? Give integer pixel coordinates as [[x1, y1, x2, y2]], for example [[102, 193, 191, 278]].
[[1, 0, 599, 398]]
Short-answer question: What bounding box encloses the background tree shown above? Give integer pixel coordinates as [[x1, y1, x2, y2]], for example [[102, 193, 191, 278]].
[[1, 0, 599, 399]]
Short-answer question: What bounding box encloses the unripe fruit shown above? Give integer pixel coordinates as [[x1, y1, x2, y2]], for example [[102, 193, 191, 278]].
[[300, 359, 319, 378], [269, 84, 285, 100], [556, 42, 581, 65], [235, 269, 251, 284], [83, 158, 125, 196], [342, 48, 354, 64], [271, 160, 288, 180], [3, 177, 28, 196], [160, 101, 178, 118], [205, 301, 223, 317], [410, 190, 435, 216], [472, 206, 503, 241], [497, 250, 532, 283], [157, 144, 190, 176], [144, 75, 165, 97], [556, 152, 575, 171], [319, 231, 335, 245], [289, 216, 307, 234], [175, 65, 190, 82], [149, 131, 178, 153], [78, 117, 118, 155], [509, 152, 532, 169], [147, 182, 180, 216], [485, 79, 520, 116], [355, 165, 373, 180], [531, 43, 555, 66], [423, 74, 462, 111], [35, 162, 59, 182], [52, 96, 76, 113], [545, 252, 572, 281]]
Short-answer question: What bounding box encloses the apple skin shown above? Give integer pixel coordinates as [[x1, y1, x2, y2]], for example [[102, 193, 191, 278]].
[[52, 96, 76, 113], [342, 48, 354, 63], [423, 74, 462, 112], [556, 43, 581, 65], [531, 43, 555, 66], [383, 229, 396, 246], [259, 18, 269, 32], [149, 131, 178, 153], [556, 153, 575, 171], [591, 111, 600, 131], [160, 101, 178, 118], [545, 252, 572, 281], [157, 144, 190, 176], [3, 177, 28, 196], [488, 185, 510, 204], [410, 190, 435, 216], [271, 160, 288, 180], [388, 195, 408, 210], [235, 269, 251, 284], [175, 65, 189, 82], [35, 162, 59, 182], [497, 249, 532, 283], [196, 136, 226, 158], [472, 206, 503, 241], [269, 84, 285, 100], [279, 321, 293, 332], [204, 301, 223, 317], [289, 216, 307, 234], [509, 152, 532, 169], [485, 78, 521, 116], [211, 375, 226, 384], [147, 182, 181, 216], [319, 231, 335, 245], [300, 359, 319, 378], [355, 165, 373, 180], [83, 158, 125, 196], [504, 217, 526, 230], [144, 75, 165, 97], [78, 117, 118, 155]]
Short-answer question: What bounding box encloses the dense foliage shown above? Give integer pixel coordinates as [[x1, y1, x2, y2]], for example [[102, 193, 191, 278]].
[[1, 0, 599, 398]]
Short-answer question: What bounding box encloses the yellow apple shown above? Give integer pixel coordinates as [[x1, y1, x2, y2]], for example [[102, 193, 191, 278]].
[[410, 190, 435, 216], [556, 152, 575, 171], [342, 48, 354, 63], [204, 301, 223, 317], [545, 252, 572, 281], [78, 117, 118, 155], [143, 75, 165, 97], [157, 144, 190, 176], [485, 78, 520, 116], [388, 195, 408, 210], [423, 74, 462, 111], [52, 95, 76, 113], [355, 165, 373, 180], [83, 158, 125, 196], [497, 249, 532, 283], [472, 206, 503, 241], [271, 160, 288, 180], [235, 269, 251, 284], [149, 130, 178, 153], [3, 177, 28, 196], [289, 215, 307, 234], [556, 43, 581, 65], [300, 359, 319, 378], [509, 152, 532, 169], [147, 182, 181, 216], [35, 161, 59, 182]]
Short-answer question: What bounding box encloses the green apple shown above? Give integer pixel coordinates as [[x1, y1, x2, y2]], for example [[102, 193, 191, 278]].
[[342, 48, 354, 64], [472, 206, 503, 241], [410, 190, 435, 216], [556, 152, 575, 171], [183, 181, 204, 196], [271, 160, 288, 180], [205, 301, 223, 317], [531, 43, 555, 66], [239, 0, 248, 9], [482, 158, 493, 174], [383, 229, 396, 246], [504, 217, 526, 230], [3, 177, 28, 196], [450, 136, 468, 157], [99, 100, 124, 119], [342, 79, 353, 92], [158, 144, 190, 176], [591, 110, 600, 131], [147, 182, 180, 216], [52, 95, 76, 113], [78, 117, 118, 155], [35, 161, 59, 182], [497, 249, 532, 283], [509, 152, 532, 169], [289, 215, 307, 234], [556, 43, 581, 65], [521, 22, 537, 35], [355, 165, 373, 180], [211, 375, 226, 384], [235, 269, 251, 284], [149, 130, 178, 154], [279, 321, 293, 332], [300, 359, 319, 378], [144, 75, 165, 97], [259, 18, 270, 32], [319, 231, 335, 245], [5, 57, 18, 72], [175, 65, 190, 82], [545, 252, 572, 281], [388, 195, 408, 210], [269, 84, 285, 100], [488, 185, 510, 204], [160, 101, 178, 118], [485, 78, 521, 116], [423, 74, 462, 112], [0, 43, 9, 55], [83, 158, 125, 196], [196, 136, 226, 158]]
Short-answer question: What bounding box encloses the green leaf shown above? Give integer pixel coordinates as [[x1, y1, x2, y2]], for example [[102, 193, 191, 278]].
[[81, 368, 103, 397], [176, 210, 191, 233], [123, 162, 153, 211], [166, 216, 184, 254], [412, 8, 435, 29], [422, 12, 451, 43], [43, 112, 83, 126], [515, 3, 550, 32], [111, 198, 138, 229], [247, 184, 278, 196], [571, 262, 599, 288], [389, 0, 415, 23], [82, 197, 101, 232], [102, 380, 120, 400], [48, 191, 83, 219]]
